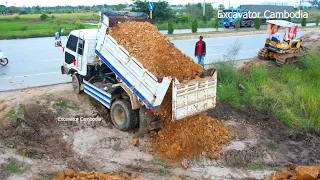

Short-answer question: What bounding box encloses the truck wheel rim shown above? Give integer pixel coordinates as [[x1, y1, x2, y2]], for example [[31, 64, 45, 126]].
[[114, 107, 125, 126]]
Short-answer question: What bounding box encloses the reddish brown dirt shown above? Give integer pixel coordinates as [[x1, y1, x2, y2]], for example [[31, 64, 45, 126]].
[[109, 21, 202, 82], [261, 165, 320, 180], [53, 169, 137, 180], [149, 92, 230, 163]]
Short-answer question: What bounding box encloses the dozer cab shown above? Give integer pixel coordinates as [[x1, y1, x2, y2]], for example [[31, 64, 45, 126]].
[[258, 20, 304, 66]]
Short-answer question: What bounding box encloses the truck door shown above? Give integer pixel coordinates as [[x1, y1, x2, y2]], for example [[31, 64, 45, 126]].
[[76, 32, 85, 71], [65, 34, 85, 70]]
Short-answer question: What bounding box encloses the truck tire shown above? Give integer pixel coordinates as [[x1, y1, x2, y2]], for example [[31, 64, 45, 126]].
[[111, 99, 138, 131], [225, 26, 230, 28], [72, 73, 83, 94]]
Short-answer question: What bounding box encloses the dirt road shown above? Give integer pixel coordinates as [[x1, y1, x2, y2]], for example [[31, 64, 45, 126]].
[[0, 83, 319, 180]]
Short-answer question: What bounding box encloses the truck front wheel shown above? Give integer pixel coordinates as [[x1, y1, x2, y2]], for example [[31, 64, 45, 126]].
[[111, 100, 138, 131], [72, 74, 83, 94]]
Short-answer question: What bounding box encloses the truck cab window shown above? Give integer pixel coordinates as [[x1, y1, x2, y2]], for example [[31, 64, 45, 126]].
[[66, 35, 78, 52]]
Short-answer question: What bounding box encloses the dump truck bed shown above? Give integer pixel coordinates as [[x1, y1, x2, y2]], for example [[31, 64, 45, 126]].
[[95, 13, 217, 121]]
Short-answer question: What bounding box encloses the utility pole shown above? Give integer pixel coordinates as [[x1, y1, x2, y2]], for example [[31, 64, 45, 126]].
[[203, 0, 205, 17], [229, 0, 231, 9]]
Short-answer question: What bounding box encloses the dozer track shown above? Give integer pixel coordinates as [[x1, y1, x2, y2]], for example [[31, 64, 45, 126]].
[[258, 47, 268, 60], [276, 52, 301, 66]]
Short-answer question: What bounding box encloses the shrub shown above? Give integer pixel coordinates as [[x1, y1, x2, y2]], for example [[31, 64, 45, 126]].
[[235, 18, 241, 30], [301, 18, 307, 27], [287, 17, 292, 22], [75, 20, 85, 29], [192, 20, 198, 33], [51, 15, 55, 19], [40, 14, 48, 21], [14, 16, 20, 20], [213, 17, 220, 31], [254, 18, 261, 30], [20, 26, 28, 31], [167, 20, 174, 34], [316, 16, 320, 26]]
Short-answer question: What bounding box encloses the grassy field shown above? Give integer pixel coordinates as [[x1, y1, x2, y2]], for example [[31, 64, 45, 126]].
[[0, 13, 99, 39], [216, 50, 320, 130]]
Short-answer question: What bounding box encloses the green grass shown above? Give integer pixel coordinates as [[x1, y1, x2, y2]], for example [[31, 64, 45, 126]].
[[5, 104, 25, 118], [152, 157, 165, 164], [157, 168, 167, 176], [247, 160, 267, 170], [4, 160, 24, 174], [55, 100, 67, 107], [0, 13, 98, 40], [216, 50, 320, 130]]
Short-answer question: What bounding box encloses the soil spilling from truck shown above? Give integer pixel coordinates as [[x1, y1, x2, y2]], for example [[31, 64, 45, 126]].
[[110, 21, 231, 162], [109, 21, 203, 81]]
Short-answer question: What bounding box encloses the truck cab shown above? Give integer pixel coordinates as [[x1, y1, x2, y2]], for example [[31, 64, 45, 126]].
[[61, 29, 98, 77], [220, 8, 242, 28]]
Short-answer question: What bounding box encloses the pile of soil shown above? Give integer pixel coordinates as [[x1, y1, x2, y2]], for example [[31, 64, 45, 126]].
[[151, 93, 230, 162], [109, 21, 202, 82], [53, 169, 137, 180], [110, 21, 231, 162], [261, 164, 320, 180]]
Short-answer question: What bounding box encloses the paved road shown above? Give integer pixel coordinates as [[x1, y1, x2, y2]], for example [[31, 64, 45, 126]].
[[0, 32, 306, 91], [0, 37, 70, 91], [173, 31, 306, 65]]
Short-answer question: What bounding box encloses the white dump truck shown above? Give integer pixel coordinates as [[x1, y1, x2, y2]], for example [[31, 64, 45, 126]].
[[58, 12, 217, 133]]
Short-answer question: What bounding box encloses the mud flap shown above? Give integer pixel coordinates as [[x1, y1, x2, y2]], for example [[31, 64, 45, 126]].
[[138, 106, 160, 136]]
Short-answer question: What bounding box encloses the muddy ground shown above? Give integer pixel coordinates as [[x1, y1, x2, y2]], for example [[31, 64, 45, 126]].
[[0, 82, 319, 180]]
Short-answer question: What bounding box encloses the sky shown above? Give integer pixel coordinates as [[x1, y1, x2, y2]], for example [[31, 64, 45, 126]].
[[0, 0, 303, 7]]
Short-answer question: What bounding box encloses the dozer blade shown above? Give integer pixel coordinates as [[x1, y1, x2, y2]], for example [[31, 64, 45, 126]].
[[103, 11, 152, 27]]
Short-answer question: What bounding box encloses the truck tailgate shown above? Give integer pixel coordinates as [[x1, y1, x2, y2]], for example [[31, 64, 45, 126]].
[[172, 70, 217, 121]]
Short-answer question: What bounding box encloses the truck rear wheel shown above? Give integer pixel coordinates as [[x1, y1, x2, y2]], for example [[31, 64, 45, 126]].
[[111, 99, 138, 131], [72, 74, 83, 94]]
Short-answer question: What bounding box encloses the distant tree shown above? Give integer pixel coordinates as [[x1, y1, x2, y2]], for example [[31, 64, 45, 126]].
[[192, 19, 198, 33], [235, 18, 240, 30], [185, 3, 214, 21], [218, 4, 225, 10], [185, 3, 202, 20], [254, 18, 261, 29], [168, 20, 174, 34], [114, 4, 126, 11], [34, 5, 41, 13], [301, 17, 307, 26], [132, 0, 174, 22], [316, 16, 320, 26], [8, 6, 20, 14], [0, 5, 6, 13]]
